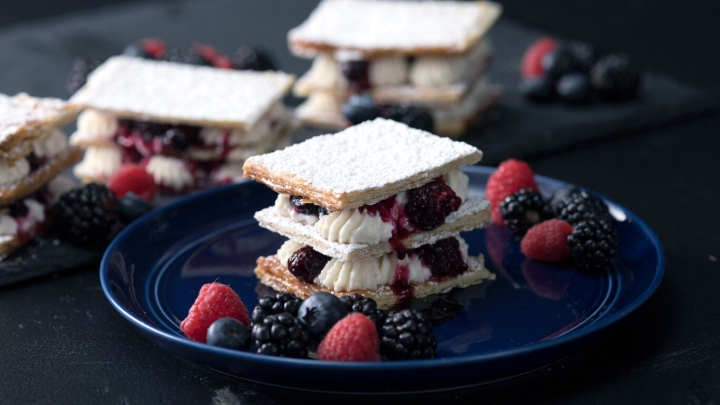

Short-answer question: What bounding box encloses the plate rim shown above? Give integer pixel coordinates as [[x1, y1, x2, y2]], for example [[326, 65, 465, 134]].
[[100, 165, 665, 373]]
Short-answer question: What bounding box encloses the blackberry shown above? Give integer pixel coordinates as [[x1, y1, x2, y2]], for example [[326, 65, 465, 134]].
[[231, 45, 276, 71], [556, 73, 593, 105], [591, 54, 641, 101], [555, 190, 612, 225], [383, 105, 435, 132], [66, 57, 102, 95], [251, 313, 311, 357], [563, 40, 601, 73], [53, 183, 121, 249], [567, 220, 619, 271], [380, 309, 437, 360], [342, 94, 381, 125], [541, 48, 576, 78], [417, 237, 468, 278], [500, 189, 554, 238], [164, 45, 210, 66], [405, 180, 462, 231], [251, 293, 303, 325], [339, 294, 388, 332], [287, 246, 331, 283], [519, 76, 557, 103]]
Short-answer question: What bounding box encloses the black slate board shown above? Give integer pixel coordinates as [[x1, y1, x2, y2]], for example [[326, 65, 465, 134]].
[[0, 0, 716, 285]]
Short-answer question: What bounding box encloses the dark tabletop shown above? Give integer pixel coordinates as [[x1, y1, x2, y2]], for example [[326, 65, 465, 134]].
[[0, 1, 719, 404]]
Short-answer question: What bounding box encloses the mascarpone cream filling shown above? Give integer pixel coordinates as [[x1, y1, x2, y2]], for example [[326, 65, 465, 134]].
[[0, 157, 30, 186], [306, 53, 347, 89], [76, 109, 118, 140], [0, 215, 18, 236], [409, 40, 491, 87], [369, 56, 408, 87], [145, 156, 193, 191], [33, 129, 68, 158], [73, 145, 121, 180]]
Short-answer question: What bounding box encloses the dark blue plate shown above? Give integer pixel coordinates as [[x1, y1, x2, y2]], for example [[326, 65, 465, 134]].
[[100, 166, 664, 393]]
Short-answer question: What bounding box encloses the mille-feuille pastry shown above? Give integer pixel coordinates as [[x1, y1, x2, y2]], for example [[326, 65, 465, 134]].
[[68, 55, 296, 192], [288, 0, 503, 137], [243, 118, 493, 308], [0, 93, 81, 259]]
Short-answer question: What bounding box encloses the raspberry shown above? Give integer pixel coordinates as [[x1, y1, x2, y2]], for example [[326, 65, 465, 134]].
[[140, 38, 167, 59], [317, 314, 381, 362], [180, 282, 249, 343], [520, 219, 573, 262], [486, 159, 538, 224], [521, 37, 558, 78], [107, 164, 157, 203], [405, 181, 462, 230]]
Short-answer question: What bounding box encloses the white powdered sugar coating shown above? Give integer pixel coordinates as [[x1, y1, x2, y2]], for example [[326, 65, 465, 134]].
[[289, 0, 501, 55], [247, 118, 482, 197], [0, 93, 69, 147], [70, 56, 294, 129]]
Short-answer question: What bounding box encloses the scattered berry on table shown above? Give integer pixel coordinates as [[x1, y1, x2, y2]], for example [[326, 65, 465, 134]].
[[556, 72, 594, 105], [519, 76, 557, 103], [339, 294, 388, 333], [405, 181, 462, 231], [107, 163, 157, 203], [342, 94, 381, 125], [567, 219, 619, 271], [383, 105, 435, 133], [287, 246, 331, 283], [542, 48, 577, 78], [193, 43, 233, 69], [164, 45, 211, 66], [66, 57, 103, 95], [417, 237, 468, 278], [251, 293, 303, 325], [53, 183, 121, 249], [317, 313, 381, 362], [114, 193, 154, 223], [252, 313, 311, 357], [563, 40, 601, 73], [555, 190, 613, 225], [206, 317, 252, 351], [486, 159, 538, 224], [297, 292, 348, 337], [381, 309, 437, 360], [180, 282, 249, 343], [591, 53, 641, 102], [231, 45, 276, 71], [520, 219, 573, 263], [500, 189, 555, 238], [521, 37, 558, 78]]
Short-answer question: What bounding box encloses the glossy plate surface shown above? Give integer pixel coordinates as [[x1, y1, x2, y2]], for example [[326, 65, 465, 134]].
[[100, 166, 664, 393]]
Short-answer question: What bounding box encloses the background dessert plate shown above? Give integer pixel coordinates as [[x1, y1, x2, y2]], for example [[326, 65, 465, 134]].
[[99, 165, 664, 393]]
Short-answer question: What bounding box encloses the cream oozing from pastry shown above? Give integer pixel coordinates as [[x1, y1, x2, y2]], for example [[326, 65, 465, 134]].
[[73, 145, 121, 180], [33, 129, 68, 158], [145, 156, 193, 191], [369, 56, 408, 86], [75, 109, 118, 141], [409, 40, 491, 87], [0, 158, 30, 186]]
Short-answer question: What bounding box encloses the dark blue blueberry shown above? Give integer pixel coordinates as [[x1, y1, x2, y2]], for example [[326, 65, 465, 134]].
[[519, 76, 556, 103], [342, 94, 381, 125], [556, 73, 593, 105], [164, 128, 188, 152], [122, 43, 151, 59], [297, 292, 348, 337], [115, 193, 154, 223], [542, 49, 577, 78], [206, 318, 251, 351], [383, 105, 435, 132]]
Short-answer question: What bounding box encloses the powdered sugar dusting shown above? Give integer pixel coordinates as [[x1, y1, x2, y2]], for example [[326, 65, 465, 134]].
[[0, 93, 69, 147], [289, 0, 501, 55], [247, 118, 482, 196], [70, 56, 294, 128]]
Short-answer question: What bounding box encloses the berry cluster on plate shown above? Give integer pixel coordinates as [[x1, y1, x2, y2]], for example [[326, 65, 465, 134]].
[[180, 282, 439, 362], [520, 37, 641, 105], [67, 39, 276, 95], [487, 159, 619, 271]]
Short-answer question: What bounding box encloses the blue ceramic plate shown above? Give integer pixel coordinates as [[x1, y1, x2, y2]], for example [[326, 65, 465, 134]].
[[100, 166, 664, 393]]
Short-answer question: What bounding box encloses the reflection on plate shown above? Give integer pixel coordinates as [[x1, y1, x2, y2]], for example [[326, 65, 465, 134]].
[[100, 166, 664, 393]]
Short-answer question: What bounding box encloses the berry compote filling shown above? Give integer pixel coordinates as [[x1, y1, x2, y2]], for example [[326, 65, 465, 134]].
[[289, 196, 329, 216], [115, 119, 201, 158], [288, 246, 331, 283], [404, 180, 462, 231], [416, 237, 468, 279], [340, 60, 371, 92]]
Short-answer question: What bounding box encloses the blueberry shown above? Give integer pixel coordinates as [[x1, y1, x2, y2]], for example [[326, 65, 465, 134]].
[[519, 76, 556, 103], [342, 94, 381, 125], [122, 43, 151, 59], [115, 192, 154, 223], [556, 73, 593, 105], [206, 318, 251, 351], [297, 292, 347, 337], [542, 49, 576, 78], [164, 128, 188, 152]]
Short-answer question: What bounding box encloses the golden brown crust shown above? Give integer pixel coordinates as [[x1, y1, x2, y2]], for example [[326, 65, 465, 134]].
[[0, 100, 80, 159], [0, 147, 83, 206], [0, 236, 21, 261], [254, 254, 494, 310]]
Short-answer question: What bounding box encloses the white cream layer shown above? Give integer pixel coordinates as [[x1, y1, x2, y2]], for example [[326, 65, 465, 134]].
[[145, 155, 193, 191]]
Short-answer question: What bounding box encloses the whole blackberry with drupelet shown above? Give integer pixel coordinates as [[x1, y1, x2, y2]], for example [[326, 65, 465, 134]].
[[231, 45, 276, 71], [555, 190, 613, 225], [251, 313, 311, 357], [567, 219, 619, 271], [417, 237, 468, 278], [66, 57, 103, 95], [500, 189, 554, 238], [405, 181, 462, 231], [339, 294, 388, 333], [251, 293, 303, 325], [591, 53, 641, 102], [380, 309, 437, 360], [53, 183, 122, 249], [288, 246, 331, 283], [164, 45, 211, 66], [383, 105, 435, 133], [563, 40, 601, 73]]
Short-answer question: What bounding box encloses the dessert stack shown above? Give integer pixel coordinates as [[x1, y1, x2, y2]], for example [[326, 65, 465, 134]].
[[243, 118, 494, 309], [0, 93, 80, 259], [289, 0, 503, 137], [68, 56, 296, 193]]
